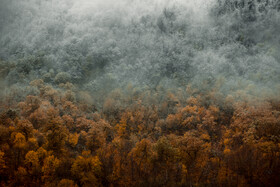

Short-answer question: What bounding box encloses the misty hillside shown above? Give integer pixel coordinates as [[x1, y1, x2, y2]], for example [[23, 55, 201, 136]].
[[0, 0, 280, 186], [1, 0, 280, 103]]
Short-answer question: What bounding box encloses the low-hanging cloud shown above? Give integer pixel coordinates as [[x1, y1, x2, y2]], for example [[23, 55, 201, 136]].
[[0, 0, 280, 105]]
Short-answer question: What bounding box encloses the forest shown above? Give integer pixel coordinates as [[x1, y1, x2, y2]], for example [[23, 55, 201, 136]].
[[0, 0, 280, 186]]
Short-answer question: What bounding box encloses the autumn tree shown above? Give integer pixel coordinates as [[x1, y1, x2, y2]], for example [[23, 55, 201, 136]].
[[71, 151, 103, 186], [43, 118, 67, 156], [24, 150, 41, 183], [128, 139, 153, 185], [42, 155, 60, 184]]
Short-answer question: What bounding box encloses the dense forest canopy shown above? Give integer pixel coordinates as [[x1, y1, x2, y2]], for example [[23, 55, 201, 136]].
[[0, 0, 280, 186]]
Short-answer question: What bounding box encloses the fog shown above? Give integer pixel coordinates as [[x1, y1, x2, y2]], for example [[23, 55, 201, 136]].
[[1, 0, 280, 106]]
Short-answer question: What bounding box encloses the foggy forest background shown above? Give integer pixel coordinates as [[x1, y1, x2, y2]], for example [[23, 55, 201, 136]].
[[0, 0, 280, 186]]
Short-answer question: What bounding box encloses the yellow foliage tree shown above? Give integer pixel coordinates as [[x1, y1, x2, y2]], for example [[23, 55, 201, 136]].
[[58, 179, 77, 187], [42, 155, 60, 182], [25, 150, 40, 176], [71, 151, 102, 186], [0, 151, 6, 175]]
